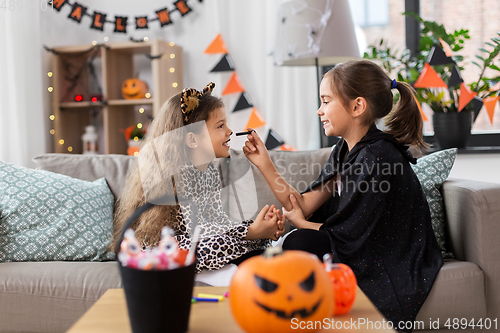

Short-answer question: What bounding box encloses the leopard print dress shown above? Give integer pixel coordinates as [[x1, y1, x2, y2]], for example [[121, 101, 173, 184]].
[[173, 162, 269, 272]]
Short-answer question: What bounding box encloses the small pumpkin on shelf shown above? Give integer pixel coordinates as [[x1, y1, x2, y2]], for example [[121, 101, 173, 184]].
[[122, 77, 149, 99]]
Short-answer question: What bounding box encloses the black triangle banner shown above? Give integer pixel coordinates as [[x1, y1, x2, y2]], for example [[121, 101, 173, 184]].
[[448, 64, 464, 87], [472, 96, 484, 122], [428, 45, 454, 66], [210, 54, 235, 72], [232, 92, 253, 112], [265, 129, 285, 150]]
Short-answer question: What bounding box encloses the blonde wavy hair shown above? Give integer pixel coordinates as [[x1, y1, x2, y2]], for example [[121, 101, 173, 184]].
[[111, 91, 224, 251]]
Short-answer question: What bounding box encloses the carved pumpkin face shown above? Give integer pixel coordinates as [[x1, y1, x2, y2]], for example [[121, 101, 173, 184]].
[[230, 248, 333, 333], [122, 78, 149, 99], [323, 262, 357, 316]]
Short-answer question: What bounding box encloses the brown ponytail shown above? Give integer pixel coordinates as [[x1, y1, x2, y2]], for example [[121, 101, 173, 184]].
[[385, 81, 428, 149], [325, 60, 428, 150]]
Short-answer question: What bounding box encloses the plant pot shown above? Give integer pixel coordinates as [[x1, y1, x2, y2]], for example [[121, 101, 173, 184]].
[[432, 110, 472, 149]]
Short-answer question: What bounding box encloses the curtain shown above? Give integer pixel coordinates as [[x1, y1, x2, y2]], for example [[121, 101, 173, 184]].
[[0, 8, 46, 167], [213, 0, 320, 151]]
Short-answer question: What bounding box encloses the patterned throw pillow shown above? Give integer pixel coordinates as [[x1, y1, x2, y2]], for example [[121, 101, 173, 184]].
[[0, 161, 115, 262], [411, 148, 457, 259]]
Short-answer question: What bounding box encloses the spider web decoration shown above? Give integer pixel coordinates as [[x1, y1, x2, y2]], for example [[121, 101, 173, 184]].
[[273, 0, 334, 66]]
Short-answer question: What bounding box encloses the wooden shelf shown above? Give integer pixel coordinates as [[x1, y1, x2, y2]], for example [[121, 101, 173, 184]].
[[107, 99, 153, 106], [50, 39, 183, 154], [60, 101, 105, 109]]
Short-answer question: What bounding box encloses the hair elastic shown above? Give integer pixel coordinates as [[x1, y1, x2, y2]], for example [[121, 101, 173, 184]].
[[391, 79, 397, 89]]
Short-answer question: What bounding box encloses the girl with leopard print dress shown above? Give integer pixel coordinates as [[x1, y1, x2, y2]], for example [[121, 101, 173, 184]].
[[111, 83, 284, 272]]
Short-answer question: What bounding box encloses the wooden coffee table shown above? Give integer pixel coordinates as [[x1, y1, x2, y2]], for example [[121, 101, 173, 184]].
[[67, 286, 396, 332]]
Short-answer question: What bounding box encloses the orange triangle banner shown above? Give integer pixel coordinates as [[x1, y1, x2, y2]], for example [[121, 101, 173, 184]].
[[222, 73, 245, 95], [415, 97, 428, 121], [414, 63, 448, 89], [483, 96, 499, 124], [458, 82, 477, 112], [280, 144, 297, 151], [439, 37, 454, 57], [204, 34, 228, 54], [244, 108, 266, 130]]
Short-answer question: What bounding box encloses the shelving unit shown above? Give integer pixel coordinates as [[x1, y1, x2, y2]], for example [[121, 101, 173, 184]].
[[50, 40, 183, 154]]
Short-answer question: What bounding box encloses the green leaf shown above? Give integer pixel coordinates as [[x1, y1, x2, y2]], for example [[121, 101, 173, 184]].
[[472, 61, 481, 68], [489, 64, 500, 71]]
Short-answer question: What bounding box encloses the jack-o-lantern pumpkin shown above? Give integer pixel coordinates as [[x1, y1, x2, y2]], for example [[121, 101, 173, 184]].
[[230, 247, 333, 333], [323, 254, 357, 316], [122, 78, 149, 99]]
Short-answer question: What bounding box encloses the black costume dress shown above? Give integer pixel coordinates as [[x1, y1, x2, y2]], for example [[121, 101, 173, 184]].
[[295, 126, 443, 330]]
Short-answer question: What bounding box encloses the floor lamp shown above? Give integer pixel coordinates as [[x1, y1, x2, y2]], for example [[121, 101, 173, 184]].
[[274, 0, 360, 148]]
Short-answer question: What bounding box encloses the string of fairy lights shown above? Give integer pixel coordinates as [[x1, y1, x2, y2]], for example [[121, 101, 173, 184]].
[[46, 37, 179, 154]]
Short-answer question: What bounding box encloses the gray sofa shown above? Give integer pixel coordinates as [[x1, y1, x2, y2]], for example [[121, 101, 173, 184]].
[[0, 149, 499, 332]]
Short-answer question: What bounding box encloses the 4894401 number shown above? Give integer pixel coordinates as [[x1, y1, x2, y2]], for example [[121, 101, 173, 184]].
[[444, 318, 497, 330], [1, 0, 51, 11]]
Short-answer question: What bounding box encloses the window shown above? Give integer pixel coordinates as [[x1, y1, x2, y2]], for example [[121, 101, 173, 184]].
[[348, 0, 389, 27], [420, 0, 500, 136]]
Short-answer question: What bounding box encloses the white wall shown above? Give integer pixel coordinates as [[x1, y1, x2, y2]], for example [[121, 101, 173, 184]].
[[449, 154, 500, 184]]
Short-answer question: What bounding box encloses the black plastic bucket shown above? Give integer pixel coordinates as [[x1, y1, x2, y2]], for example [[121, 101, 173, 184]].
[[116, 199, 196, 333]]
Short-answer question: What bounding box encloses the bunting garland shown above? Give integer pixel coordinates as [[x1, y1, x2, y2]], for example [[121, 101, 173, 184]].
[[427, 44, 454, 66], [471, 97, 484, 122], [413, 63, 447, 88], [222, 73, 245, 95], [415, 45, 500, 124], [233, 93, 253, 112], [210, 54, 235, 72], [204, 34, 228, 54], [204, 34, 295, 150], [265, 130, 285, 151], [48, 0, 202, 33], [458, 82, 477, 112], [483, 96, 499, 124], [439, 38, 454, 57], [245, 108, 266, 130]]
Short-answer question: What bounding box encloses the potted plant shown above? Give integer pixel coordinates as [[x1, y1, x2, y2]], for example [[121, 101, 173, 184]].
[[364, 13, 500, 149]]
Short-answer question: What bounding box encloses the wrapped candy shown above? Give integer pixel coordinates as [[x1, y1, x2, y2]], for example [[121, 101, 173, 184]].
[[118, 227, 189, 271]]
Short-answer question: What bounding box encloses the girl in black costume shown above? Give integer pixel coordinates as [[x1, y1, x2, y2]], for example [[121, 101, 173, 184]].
[[243, 60, 443, 332]]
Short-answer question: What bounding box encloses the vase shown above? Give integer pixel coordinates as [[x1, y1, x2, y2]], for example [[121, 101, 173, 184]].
[[432, 110, 472, 149]]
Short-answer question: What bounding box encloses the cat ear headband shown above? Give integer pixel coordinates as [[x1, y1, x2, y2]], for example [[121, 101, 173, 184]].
[[180, 82, 216, 124]]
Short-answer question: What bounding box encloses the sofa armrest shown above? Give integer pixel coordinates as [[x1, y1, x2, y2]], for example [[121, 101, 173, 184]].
[[442, 178, 500, 319]]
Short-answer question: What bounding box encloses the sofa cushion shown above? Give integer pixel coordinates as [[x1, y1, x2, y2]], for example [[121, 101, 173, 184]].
[[0, 261, 121, 332], [416, 259, 486, 329], [32, 153, 137, 199], [0, 161, 115, 262], [411, 148, 457, 259], [224, 148, 332, 221]]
